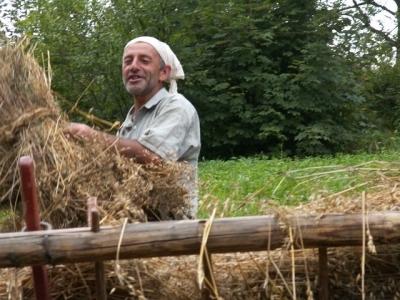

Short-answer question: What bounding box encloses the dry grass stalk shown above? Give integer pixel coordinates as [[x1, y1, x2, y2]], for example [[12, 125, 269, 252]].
[[197, 208, 220, 299]]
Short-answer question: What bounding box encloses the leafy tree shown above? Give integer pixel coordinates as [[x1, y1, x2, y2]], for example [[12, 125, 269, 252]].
[[5, 0, 366, 158], [180, 0, 364, 157], [336, 0, 398, 64], [5, 0, 128, 118], [332, 1, 400, 137]]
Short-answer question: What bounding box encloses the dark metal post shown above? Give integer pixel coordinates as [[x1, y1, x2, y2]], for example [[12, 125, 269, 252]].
[[19, 156, 51, 300]]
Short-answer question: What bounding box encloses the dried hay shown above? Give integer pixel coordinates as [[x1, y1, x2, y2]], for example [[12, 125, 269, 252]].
[[0, 41, 192, 231], [1, 42, 400, 299]]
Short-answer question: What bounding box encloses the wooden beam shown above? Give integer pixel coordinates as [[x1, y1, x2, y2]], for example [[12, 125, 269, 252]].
[[0, 212, 400, 268], [318, 247, 329, 300]]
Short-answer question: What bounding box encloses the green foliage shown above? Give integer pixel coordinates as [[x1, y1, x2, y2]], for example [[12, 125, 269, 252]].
[[180, 0, 364, 157], [362, 64, 400, 131], [333, 0, 396, 66], [4, 0, 369, 158], [328, 0, 400, 150], [6, 0, 131, 119]]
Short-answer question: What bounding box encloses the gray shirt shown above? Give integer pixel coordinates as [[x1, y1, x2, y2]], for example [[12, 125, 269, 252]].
[[117, 88, 201, 216]]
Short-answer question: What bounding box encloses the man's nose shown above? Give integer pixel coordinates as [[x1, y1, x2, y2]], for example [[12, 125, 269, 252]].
[[129, 58, 140, 71]]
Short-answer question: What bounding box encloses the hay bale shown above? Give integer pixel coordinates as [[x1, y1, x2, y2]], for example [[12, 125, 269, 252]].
[[0, 41, 192, 230]]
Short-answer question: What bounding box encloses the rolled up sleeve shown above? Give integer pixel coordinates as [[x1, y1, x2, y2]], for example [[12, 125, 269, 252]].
[[137, 99, 199, 162]]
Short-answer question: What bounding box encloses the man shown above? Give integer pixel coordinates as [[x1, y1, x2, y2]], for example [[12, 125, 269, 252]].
[[67, 36, 201, 218]]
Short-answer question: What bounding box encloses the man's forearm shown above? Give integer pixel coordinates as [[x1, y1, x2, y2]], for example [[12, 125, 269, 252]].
[[100, 132, 161, 164]]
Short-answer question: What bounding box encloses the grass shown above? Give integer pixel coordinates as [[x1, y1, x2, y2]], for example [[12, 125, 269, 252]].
[[197, 150, 400, 218]]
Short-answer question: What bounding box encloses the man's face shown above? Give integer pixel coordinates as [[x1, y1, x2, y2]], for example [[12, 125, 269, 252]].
[[122, 42, 168, 100]]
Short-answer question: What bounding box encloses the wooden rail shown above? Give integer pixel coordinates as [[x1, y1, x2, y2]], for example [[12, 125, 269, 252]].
[[1, 212, 400, 268]]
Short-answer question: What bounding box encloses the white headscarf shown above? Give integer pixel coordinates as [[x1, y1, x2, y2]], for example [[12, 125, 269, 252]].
[[124, 36, 184, 94]]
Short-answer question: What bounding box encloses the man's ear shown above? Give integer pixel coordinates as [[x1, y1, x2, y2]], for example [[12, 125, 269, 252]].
[[159, 65, 171, 82]]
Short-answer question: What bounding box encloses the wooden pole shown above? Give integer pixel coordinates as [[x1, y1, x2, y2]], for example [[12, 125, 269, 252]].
[[1, 212, 400, 268], [318, 247, 329, 300], [19, 156, 51, 300], [87, 197, 107, 300]]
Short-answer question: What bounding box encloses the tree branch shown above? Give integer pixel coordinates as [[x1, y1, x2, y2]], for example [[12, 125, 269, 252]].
[[337, 1, 368, 12], [340, 0, 396, 15], [352, 0, 396, 46], [367, 0, 396, 16]]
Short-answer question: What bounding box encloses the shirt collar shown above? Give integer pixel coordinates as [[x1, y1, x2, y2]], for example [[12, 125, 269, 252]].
[[144, 88, 169, 110], [127, 88, 169, 117]]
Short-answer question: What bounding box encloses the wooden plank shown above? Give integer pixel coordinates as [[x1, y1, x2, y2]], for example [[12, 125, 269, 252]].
[[0, 212, 400, 268]]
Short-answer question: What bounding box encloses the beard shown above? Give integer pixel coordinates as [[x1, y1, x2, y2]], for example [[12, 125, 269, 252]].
[[123, 75, 158, 98]]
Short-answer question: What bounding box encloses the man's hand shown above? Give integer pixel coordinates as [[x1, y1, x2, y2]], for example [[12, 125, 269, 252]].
[[65, 122, 160, 164], [65, 122, 97, 140]]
